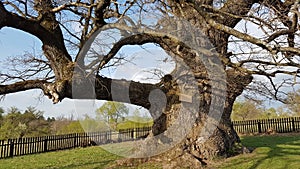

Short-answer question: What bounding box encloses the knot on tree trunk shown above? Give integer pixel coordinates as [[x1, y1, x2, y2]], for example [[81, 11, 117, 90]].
[[43, 80, 68, 104], [227, 69, 253, 98]]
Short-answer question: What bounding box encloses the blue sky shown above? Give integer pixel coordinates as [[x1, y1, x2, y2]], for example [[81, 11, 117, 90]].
[[0, 27, 174, 118], [0, 28, 79, 118], [0, 20, 289, 118]]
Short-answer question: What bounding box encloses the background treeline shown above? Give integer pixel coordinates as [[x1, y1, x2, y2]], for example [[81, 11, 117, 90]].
[[0, 106, 54, 140], [2, 88, 300, 139], [0, 102, 153, 140], [231, 90, 300, 121]]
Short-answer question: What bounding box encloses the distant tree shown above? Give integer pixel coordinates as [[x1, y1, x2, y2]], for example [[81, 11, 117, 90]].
[[259, 108, 278, 119], [0, 107, 51, 139], [286, 90, 300, 116], [0, 107, 4, 125], [130, 109, 143, 123], [22, 107, 50, 137], [80, 115, 108, 132], [276, 107, 291, 118], [50, 116, 72, 135], [232, 100, 293, 120], [130, 109, 152, 124], [24, 106, 44, 119], [0, 108, 23, 139], [116, 108, 153, 129], [7, 107, 21, 114], [231, 100, 263, 121], [96, 102, 129, 130], [56, 120, 84, 134]]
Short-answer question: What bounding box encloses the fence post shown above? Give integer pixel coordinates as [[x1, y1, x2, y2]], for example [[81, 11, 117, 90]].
[[9, 139, 14, 158], [73, 133, 77, 148], [258, 121, 262, 133], [131, 129, 134, 139], [106, 131, 109, 142], [292, 118, 296, 131], [44, 137, 48, 152]]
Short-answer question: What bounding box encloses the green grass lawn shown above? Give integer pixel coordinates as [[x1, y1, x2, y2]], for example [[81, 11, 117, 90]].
[[0, 134, 299, 169], [0, 147, 120, 169], [0, 143, 161, 169], [215, 133, 300, 169]]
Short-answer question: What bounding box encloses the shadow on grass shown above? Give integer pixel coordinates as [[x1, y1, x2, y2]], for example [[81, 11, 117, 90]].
[[218, 134, 300, 169], [47, 159, 116, 169]]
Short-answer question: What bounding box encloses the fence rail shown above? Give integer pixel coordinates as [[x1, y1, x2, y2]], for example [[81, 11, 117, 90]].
[[0, 126, 151, 159], [232, 117, 300, 134]]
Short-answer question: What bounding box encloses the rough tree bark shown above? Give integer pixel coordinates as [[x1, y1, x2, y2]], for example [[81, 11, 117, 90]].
[[125, 46, 253, 168], [126, 1, 256, 167]]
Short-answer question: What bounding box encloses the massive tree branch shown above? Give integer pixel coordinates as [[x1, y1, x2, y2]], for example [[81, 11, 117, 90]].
[[192, 2, 300, 57], [0, 2, 49, 41], [93, 76, 159, 109], [0, 75, 161, 108], [0, 80, 47, 95], [85, 33, 159, 73]]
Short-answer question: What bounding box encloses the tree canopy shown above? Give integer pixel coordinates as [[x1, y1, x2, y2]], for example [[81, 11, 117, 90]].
[[0, 0, 299, 103], [231, 99, 290, 121], [96, 101, 129, 129], [0, 106, 52, 139]]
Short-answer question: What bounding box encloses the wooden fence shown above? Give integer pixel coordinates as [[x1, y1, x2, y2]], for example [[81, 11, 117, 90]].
[[3, 117, 299, 159], [0, 126, 151, 159], [232, 117, 300, 134], [118, 126, 152, 141]]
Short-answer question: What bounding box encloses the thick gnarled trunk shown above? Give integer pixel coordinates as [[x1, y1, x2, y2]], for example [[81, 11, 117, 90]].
[[121, 70, 252, 168]]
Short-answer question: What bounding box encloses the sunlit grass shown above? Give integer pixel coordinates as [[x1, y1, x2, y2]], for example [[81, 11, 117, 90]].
[[0, 134, 299, 169], [0, 147, 120, 169], [215, 134, 300, 169]]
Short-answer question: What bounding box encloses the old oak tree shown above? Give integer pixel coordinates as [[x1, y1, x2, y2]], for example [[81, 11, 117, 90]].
[[0, 0, 299, 168]]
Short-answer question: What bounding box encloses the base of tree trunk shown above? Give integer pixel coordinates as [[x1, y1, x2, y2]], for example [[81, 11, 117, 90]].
[[108, 119, 247, 169]]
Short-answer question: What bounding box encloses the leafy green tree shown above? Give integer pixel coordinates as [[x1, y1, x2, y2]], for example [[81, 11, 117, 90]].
[[116, 108, 152, 129], [0, 121, 20, 139], [96, 102, 129, 129], [128, 109, 152, 126], [21, 107, 50, 137], [259, 108, 278, 119], [0, 108, 23, 139], [0, 106, 52, 139], [50, 117, 72, 135], [231, 100, 263, 121], [56, 121, 84, 134], [80, 115, 108, 132]]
